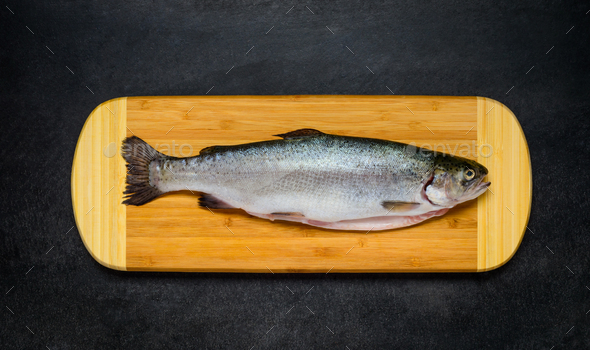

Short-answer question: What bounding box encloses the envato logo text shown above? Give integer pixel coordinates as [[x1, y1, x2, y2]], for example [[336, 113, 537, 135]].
[[152, 141, 194, 157], [110, 140, 194, 158], [404, 141, 493, 158]]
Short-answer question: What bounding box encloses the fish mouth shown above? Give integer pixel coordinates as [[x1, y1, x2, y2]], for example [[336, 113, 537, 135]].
[[466, 179, 491, 200], [478, 181, 491, 190], [474, 180, 491, 193]]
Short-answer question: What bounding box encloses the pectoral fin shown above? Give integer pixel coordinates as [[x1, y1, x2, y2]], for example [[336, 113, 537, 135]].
[[381, 201, 421, 213], [271, 212, 305, 217]]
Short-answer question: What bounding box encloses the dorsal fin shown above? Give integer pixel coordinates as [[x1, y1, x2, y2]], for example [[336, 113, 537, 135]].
[[274, 129, 325, 140]]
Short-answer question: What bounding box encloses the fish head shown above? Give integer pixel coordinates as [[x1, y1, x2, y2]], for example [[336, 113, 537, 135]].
[[425, 156, 490, 207]]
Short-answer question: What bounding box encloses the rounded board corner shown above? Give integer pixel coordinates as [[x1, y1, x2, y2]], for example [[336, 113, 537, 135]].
[[476, 96, 532, 272], [71, 97, 128, 271]]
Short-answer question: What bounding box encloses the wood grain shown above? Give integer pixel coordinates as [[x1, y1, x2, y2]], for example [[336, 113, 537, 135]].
[[72, 95, 531, 272], [477, 97, 532, 271], [72, 97, 127, 270]]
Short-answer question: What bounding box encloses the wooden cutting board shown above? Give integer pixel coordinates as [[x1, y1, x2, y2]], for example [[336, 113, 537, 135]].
[[71, 96, 531, 272]]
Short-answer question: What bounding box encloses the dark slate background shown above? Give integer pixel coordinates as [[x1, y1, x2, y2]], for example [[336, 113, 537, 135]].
[[1, 1, 589, 349]]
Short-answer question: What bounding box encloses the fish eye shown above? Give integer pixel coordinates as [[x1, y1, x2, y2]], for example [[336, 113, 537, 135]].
[[464, 168, 475, 180]]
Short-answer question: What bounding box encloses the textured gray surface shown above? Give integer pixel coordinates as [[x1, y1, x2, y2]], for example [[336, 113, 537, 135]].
[[1, 1, 590, 349]]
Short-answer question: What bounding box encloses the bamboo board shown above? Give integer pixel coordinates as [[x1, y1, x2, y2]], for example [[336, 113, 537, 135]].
[[71, 96, 532, 272]]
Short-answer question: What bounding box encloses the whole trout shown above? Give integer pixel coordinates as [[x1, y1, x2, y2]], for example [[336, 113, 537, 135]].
[[122, 129, 490, 231]]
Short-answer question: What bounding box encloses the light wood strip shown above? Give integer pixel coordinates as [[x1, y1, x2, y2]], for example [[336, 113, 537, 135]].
[[72, 97, 127, 270], [477, 97, 531, 271]]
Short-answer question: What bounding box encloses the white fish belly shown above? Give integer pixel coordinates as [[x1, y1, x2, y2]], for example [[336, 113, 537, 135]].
[[167, 167, 438, 222]]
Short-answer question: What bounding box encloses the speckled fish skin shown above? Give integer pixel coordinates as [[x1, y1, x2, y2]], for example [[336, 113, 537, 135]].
[[135, 129, 490, 231]]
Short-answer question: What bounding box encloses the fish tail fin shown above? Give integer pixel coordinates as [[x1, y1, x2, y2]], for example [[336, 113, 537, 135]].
[[120, 136, 165, 205]]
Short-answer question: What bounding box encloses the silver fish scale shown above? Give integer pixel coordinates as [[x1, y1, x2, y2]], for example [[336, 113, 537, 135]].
[[160, 135, 436, 221]]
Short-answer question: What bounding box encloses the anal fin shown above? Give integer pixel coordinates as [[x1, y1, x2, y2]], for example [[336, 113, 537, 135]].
[[199, 193, 236, 209]]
